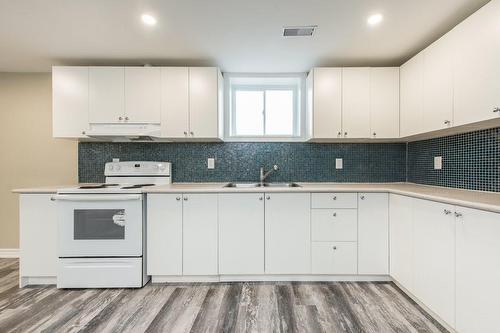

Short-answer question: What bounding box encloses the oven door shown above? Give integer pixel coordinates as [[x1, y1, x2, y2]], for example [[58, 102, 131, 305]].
[[55, 194, 143, 257]]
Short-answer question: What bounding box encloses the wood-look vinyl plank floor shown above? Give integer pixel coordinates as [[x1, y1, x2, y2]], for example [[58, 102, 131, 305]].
[[0, 259, 448, 333]]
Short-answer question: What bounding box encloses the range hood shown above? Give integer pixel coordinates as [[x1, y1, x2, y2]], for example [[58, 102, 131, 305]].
[[84, 124, 162, 142]]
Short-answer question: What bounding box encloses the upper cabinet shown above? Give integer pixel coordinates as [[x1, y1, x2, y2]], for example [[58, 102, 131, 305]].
[[400, 54, 424, 137], [308, 68, 343, 139], [53, 66, 222, 140], [160, 67, 223, 139], [453, 0, 500, 126], [342, 68, 371, 138], [52, 67, 89, 138], [308, 67, 399, 139]]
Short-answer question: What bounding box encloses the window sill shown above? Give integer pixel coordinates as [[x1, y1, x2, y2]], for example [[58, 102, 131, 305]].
[[223, 136, 307, 143]]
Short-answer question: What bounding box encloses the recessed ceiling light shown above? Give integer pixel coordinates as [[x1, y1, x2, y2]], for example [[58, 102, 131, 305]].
[[367, 13, 383, 26], [141, 14, 157, 26]]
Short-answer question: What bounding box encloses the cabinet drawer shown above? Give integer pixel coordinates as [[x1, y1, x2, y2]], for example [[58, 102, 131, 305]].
[[312, 242, 358, 275], [311, 193, 358, 209], [311, 209, 357, 241]]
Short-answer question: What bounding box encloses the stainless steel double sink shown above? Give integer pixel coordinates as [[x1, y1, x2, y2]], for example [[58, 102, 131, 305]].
[[224, 182, 301, 188]]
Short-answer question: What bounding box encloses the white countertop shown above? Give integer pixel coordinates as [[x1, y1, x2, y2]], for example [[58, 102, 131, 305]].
[[13, 182, 500, 213]]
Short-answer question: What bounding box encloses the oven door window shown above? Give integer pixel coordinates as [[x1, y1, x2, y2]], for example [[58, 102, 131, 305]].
[[74, 209, 126, 240]]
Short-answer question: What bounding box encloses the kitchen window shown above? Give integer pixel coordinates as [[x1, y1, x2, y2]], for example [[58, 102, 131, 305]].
[[225, 74, 305, 141]]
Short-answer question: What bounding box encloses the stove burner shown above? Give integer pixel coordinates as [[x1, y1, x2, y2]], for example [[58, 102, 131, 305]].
[[120, 184, 156, 189]]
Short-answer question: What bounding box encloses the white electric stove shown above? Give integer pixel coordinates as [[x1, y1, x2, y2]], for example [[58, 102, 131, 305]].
[[55, 161, 171, 289]]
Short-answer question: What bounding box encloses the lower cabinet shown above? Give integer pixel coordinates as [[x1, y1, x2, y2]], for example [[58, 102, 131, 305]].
[[147, 194, 183, 276], [456, 206, 500, 333], [19, 194, 58, 278], [358, 193, 389, 275], [218, 193, 265, 275], [265, 193, 311, 274], [182, 194, 218, 275], [413, 199, 455, 327], [312, 242, 357, 274]]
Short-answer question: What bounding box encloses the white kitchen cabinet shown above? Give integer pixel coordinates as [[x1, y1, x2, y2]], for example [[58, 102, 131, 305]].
[[422, 34, 454, 132], [308, 68, 343, 139], [456, 206, 500, 333], [311, 209, 357, 242], [146, 194, 183, 276], [182, 194, 218, 275], [124, 67, 161, 123], [453, 0, 500, 126], [52, 66, 89, 138], [189, 67, 222, 138], [311, 193, 358, 209], [369, 68, 400, 138], [89, 67, 125, 124], [312, 242, 357, 275], [19, 194, 57, 279], [265, 193, 310, 274], [358, 193, 389, 275], [389, 194, 414, 292], [400, 53, 424, 137], [342, 68, 371, 138], [218, 193, 265, 275], [413, 199, 455, 327], [161, 67, 189, 138]]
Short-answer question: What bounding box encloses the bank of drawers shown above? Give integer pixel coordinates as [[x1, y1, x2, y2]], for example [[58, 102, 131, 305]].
[[311, 193, 358, 274]]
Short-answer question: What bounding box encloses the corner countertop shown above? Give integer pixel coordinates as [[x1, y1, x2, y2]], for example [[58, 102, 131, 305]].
[[13, 182, 500, 213]]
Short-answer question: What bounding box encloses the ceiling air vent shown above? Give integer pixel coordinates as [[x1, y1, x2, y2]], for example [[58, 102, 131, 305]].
[[283, 25, 317, 37]]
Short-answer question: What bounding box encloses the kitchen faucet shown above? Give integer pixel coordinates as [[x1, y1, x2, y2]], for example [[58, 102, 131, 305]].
[[260, 164, 279, 183]]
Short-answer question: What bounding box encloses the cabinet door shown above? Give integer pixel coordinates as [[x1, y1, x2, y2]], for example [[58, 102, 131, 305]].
[[189, 67, 219, 138], [400, 54, 424, 137], [456, 207, 500, 333], [312, 242, 357, 274], [124, 67, 161, 123], [389, 194, 414, 292], [358, 193, 389, 275], [183, 194, 218, 275], [89, 67, 124, 123], [19, 194, 57, 277], [422, 34, 454, 132], [413, 199, 455, 327], [342, 68, 370, 138], [218, 193, 264, 275], [311, 68, 342, 138], [265, 193, 310, 274], [146, 194, 183, 276], [453, 0, 500, 126], [52, 66, 89, 138], [370, 68, 399, 138], [311, 209, 357, 242], [160, 67, 189, 138]]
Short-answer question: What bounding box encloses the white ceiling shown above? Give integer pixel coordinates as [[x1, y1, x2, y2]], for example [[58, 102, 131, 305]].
[[0, 0, 491, 73]]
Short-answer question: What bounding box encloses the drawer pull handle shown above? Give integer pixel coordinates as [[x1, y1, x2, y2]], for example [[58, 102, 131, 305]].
[[332, 212, 337, 217], [360, 195, 365, 200], [176, 197, 181, 201], [332, 246, 337, 250], [332, 196, 337, 200]]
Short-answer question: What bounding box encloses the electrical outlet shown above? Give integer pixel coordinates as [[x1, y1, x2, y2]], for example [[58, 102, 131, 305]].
[[434, 156, 443, 170], [335, 158, 343, 169], [207, 158, 215, 169]]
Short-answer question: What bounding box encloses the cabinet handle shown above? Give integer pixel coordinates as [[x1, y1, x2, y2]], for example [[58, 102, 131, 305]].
[[332, 246, 337, 250], [176, 197, 181, 201], [259, 197, 263, 201], [454, 212, 463, 218], [125, 116, 129, 121], [184, 131, 188, 136], [118, 116, 123, 121], [443, 209, 452, 215], [183, 197, 188, 201], [190, 131, 194, 136], [444, 120, 451, 125], [493, 107, 500, 113], [337, 131, 342, 137], [344, 132, 347, 137], [266, 196, 271, 200], [50, 197, 56, 201], [360, 195, 365, 200], [332, 196, 337, 200], [372, 132, 376, 137], [332, 212, 337, 217]]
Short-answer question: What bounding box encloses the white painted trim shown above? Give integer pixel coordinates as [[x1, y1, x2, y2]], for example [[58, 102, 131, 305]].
[[152, 274, 391, 284], [0, 248, 19, 258], [19, 276, 57, 288], [392, 279, 457, 333]]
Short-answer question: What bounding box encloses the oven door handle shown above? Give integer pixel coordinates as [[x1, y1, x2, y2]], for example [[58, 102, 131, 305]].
[[53, 194, 142, 202]]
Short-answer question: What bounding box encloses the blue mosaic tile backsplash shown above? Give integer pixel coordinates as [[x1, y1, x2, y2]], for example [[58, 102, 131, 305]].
[[407, 127, 500, 192], [79, 142, 407, 183]]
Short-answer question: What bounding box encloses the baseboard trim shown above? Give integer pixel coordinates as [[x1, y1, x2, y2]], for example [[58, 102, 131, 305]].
[[0, 248, 19, 258]]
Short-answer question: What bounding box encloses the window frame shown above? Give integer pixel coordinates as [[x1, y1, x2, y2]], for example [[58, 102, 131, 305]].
[[224, 73, 307, 142]]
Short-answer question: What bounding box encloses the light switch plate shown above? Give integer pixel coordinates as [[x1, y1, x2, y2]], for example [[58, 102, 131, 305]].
[[434, 156, 443, 170], [207, 158, 215, 169], [335, 158, 343, 169]]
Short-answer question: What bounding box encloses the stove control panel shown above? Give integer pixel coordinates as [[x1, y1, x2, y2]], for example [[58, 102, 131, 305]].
[[105, 161, 171, 177]]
